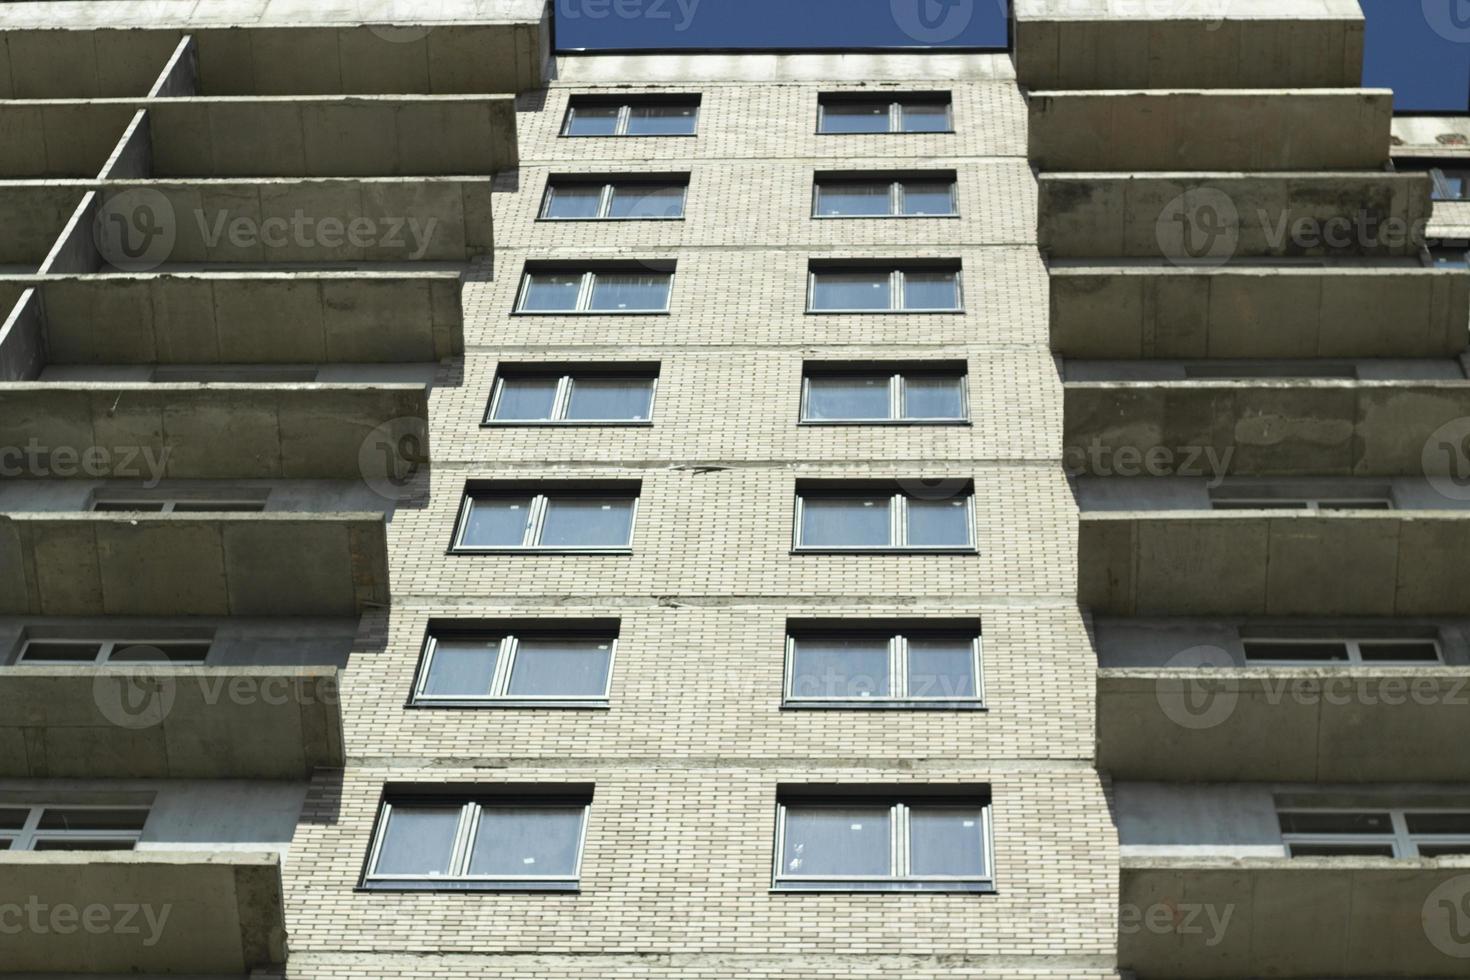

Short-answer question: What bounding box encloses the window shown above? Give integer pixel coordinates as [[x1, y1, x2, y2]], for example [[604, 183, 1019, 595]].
[[0, 805, 148, 851], [1279, 807, 1470, 858], [516, 267, 673, 314], [1182, 362, 1358, 380], [16, 638, 210, 665], [1243, 636, 1442, 665], [802, 364, 967, 423], [413, 625, 617, 707], [91, 496, 267, 514], [774, 790, 992, 892], [795, 486, 975, 552], [817, 94, 953, 134], [364, 792, 590, 891], [453, 486, 638, 553], [808, 265, 962, 312], [485, 366, 658, 425], [562, 97, 700, 137], [1210, 497, 1394, 512], [785, 625, 982, 708], [541, 177, 688, 220], [1398, 161, 1470, 201], [814, 174, 957, 218]]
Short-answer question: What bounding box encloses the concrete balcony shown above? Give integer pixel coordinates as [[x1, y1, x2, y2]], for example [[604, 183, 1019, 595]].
[[1028, 89, 1391, 172], [1049, 262, 1469, 359], [1013, 0, 1364, 90], [0, 182, 85, 269], [0, 850, 286, 973], [0, 512, 389, 617]]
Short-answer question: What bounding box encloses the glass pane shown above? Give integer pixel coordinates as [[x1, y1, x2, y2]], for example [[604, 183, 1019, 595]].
[[423, 638, 501, 697], [1419, 843, 1470, 857], [468, 807, 584, 877], [1289, 842, 1396, 857], [33, 839, 137, 851], [18, 641, 101, 663], [374, 806, 461, 876], [564, 378, 654, 421], [819, 102, 891, 134], [37, 808, 148, 831], [108, 642, 210, 664], [1407, 813, 1470, 835], [800, 496, 892, 548], [901, 270, 960, 310], [625, 104, 698, 136], [462, 496, 534, 548], [811, 271, 891, 311], [1359, 641, 1441, 663], [910, 807, 986, 877], [507, 639, 613, 698], [565, 105, 620, 136], [608, 184, 686, 218], [902, 374, 965, 419], [0, 839, 10, 850], [1244, 641, 1350, 662], [789, 637, 891, 699], [493, 378, 560, 421], [539, 497, 635, 548], [588, 273, 670, 312], [0, 809, 28, 830], [1317, 499, 1392, 510], [816, 182, 892, 217], [900, 180, 956, 216], [1279, 811, 1392, 835], [906, 497, 971, 547], [93, 502, 167, 512], [898, 101, 951, 132], [171, 502, 265, 513], [782, 806, 891, 877], [805, 376, 891, 421], [907, 638, 976, 699], [1213, 501, 1310, 510], [520, 274, 583, 312], [543, 185, 604, 219]]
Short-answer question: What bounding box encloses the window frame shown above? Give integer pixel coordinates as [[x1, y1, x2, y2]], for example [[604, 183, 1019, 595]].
[[782, 629, 984, 709], [451, 488, 640, 555], [90, 498, 267, 514], [799, 366, 969, 425], [483, 369, 659, 427], [0, 804, 149, 852], [792, 489, 976, 554], [1241, 636, 1444, 666], [806, 266, 964, 313], [514, 268, 674, 315], [15, 638, 211, 666], [816, 95, 954, 135], [811, 176, 959, 219], [362, 797, 591, 892], [1209, 497, 1394, 513], [1279, 807, 1470, 859], [540, 177, 689, 222], [410, 630, 618, 709], [561, 98, 701, 138]]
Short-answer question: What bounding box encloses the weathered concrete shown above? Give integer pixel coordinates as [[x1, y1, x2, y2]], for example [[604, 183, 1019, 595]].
[[0, 101, 139, 177], [0, 288, 44, 381], [1029, 90, 1392, 172], [0, 183, 87, 266], [0, 513, 390, 616], [0, 666, 342, 779], [0, 849, 286, 973], [1050, 264, 1470, 358], [1393, 116, 1470, 160]]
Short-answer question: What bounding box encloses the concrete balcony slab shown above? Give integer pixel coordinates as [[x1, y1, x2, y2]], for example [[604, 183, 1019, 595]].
[[0, 849, 286, 973], [0, 512, 389, 617]]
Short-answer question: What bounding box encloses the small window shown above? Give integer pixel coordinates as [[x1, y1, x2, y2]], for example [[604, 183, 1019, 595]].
[[453, 487, 638, 553], [16, 638, 210, 666], [774, 791, 992, 892], [0, 804, 148, 851], [785, 625, 982, 707], [542, 178, 688, 220], [818, 94, 953, 134], [1243, 636, 1442, 665], [1279, 806, 1470, 858], [802, 364, 967, 423], [91, 496, 267, 514], [516, 267, 673, 314], [814, 175, 957, 218], [1398, 161, 1470, 201], [795, 486, 975, 552], [413, 626, 617, 707], [1210, 498, 1394, 512], [485, 366, 658, 425], [364, 793, 590, 891], [808, 265, 962, 312], [563, 97, 700, 137]]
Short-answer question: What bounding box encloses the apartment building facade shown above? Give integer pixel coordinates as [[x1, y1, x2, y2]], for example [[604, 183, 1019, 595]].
[[0, 1, 1466, 979]]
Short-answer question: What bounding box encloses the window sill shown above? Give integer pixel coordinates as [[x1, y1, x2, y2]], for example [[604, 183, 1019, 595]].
[[407, 699, 611, 711], [449, 548, 634, 556], [811, 214, 961, 220], [814, 131, 957, 136], [560, 133, 699, 139], [512, 310, 671, 317], [359, 880, 581, 893], [797, 419, 971, 427], [782, 700, 986, 712], [791, 548, 977, 556], [538, 217, 687, 223], [772, 880, 993, 894], [481, 420, 655, 429], [805, 309, 966, 316]]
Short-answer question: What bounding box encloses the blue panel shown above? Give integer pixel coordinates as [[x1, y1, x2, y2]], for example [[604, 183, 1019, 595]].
[[1361, 0, 1470, 112], [554, 0, 1010, 51]]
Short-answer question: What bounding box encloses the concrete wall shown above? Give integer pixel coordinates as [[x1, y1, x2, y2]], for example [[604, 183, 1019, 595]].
[[0, 478, 385, 514], [0, 615, 358, 668]]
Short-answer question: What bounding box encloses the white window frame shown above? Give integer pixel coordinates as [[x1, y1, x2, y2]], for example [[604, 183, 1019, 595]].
[[453, 491, 639, 553], [1279, 807, 1470, 858], [413, 633, 618, 705], [773, 800, 993, 889], [812, 177, 958, 218], [783, 632, 984, 705], [365, 799, 589, 888], [1425, 165, 1470, 202], [1242, 636, 1443, 666], [0, 804, 149, 851], [562, 101, 700, 137], [799, 369, 969, 424], [485, 372, 659, 425], [15, 637, 211, 666], [817, 97, 953, 135], [793, 491, 975, 552], [540, 180, 688, 221], [806, 267, 964, 313], [515, 269, 673, 315], [1210, 497, 1394, 513]]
